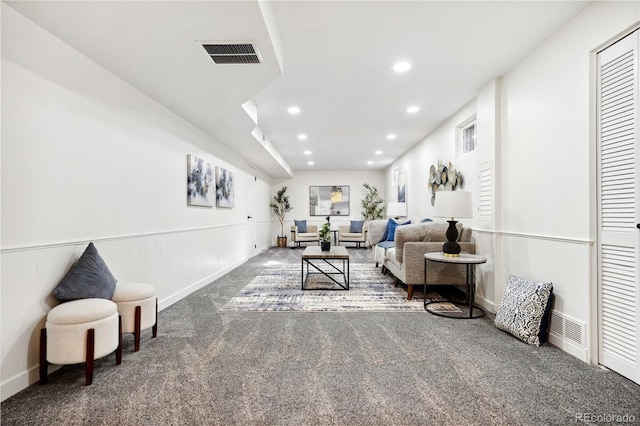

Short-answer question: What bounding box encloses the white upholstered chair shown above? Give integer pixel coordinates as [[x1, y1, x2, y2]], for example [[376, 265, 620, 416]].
[[290, 224, 319, 249], [338, 224, 367, 248]]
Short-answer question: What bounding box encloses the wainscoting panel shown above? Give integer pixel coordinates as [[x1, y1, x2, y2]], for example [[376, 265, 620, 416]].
[[1, 224, 250, 401], [493, 231, 593, 362]]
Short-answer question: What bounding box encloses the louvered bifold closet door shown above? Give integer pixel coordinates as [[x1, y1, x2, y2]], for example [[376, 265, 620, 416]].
[[597, 30, 640, 385]]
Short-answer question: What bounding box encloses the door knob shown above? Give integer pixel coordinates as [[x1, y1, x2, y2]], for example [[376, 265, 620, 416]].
[[637, 223, 640, 229], [248, 216, 253, 220]]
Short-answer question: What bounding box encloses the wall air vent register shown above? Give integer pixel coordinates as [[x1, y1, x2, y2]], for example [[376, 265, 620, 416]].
[[200, 42, 262, 64]]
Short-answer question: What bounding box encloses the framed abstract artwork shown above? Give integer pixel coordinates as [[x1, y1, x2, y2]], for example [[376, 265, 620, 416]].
[[309, 185, 350, 216], [187, 154, 214, 207], [398, 171, 407, 203], [215, 166, 235, 208]]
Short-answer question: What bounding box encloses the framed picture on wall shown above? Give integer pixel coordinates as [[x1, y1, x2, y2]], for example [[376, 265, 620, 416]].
[[215, 166, 235, 208], [309, 185, 350, 216], [398, 172, 407, 203], [187, 154, 214, 207]]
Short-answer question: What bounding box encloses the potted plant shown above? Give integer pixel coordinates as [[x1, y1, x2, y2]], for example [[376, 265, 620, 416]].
[[318, 217, 332, 251], [361, 183, 384, 220], [270, 186, 293, 248]]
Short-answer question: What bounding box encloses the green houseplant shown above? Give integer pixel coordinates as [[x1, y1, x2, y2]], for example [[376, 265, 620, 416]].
[[270, 186, 293, 248], [361, 183, 384, 220], [318, 217, 332, 251]]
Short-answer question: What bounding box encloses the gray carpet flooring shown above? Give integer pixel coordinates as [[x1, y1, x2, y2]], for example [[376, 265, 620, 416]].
[[2, 247, 640, 425]]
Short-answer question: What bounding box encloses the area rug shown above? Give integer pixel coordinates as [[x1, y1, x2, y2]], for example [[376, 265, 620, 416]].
[[218, 263, 459, 313]]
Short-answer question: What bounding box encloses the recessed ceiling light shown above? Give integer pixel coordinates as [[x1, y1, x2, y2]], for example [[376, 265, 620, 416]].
[[308, 161, 315, 166], [298, 134, 308, 140], [406, 106, 420, 113], [367, 161, 374, 165], [386, 134, 396, 140], [393, 61, 411, 72], [304, 150, 312, 155], [375, 150, 383, 155], [288, 106, 300, 115]]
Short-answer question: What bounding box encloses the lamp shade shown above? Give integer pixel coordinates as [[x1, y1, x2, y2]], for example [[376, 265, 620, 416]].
[[387, 202, 407, 218], [433, 191, 473, 220]]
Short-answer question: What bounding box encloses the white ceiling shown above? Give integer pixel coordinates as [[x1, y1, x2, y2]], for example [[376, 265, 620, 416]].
[[5, 1, 590, 178]]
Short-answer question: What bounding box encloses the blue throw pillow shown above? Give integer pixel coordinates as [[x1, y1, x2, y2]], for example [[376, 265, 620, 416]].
[[387, 220, 411, 241], [294, 220, 308, 233], [53, 242, 117, 301], [376, 240, 395, 250], [420, 218, 433, 223], [379, 218, 395, 243], [350, 220, 364, 233]]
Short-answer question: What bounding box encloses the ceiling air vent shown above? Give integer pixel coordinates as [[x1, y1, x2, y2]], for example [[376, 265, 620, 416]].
[[201, 42, 262, 64]]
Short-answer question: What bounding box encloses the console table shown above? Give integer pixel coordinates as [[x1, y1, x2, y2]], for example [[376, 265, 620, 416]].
[[423, 252, 486, 319], [301, 246, 350, 290]]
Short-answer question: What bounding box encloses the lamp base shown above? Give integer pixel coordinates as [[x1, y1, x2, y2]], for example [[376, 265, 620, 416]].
[[442, 220, 461, 256]]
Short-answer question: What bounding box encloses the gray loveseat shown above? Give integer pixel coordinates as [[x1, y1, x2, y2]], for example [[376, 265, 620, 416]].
[[370, 219, 475, 300]]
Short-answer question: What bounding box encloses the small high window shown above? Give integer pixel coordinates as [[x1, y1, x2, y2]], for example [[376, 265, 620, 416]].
[[462, 122, 477, 154]]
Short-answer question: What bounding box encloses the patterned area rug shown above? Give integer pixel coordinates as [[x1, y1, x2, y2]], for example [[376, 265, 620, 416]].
[[218, 263, 457, 313]]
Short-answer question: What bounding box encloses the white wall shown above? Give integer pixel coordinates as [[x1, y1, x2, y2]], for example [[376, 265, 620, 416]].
[[385, 101, 478, 222], [498, 0, 639, 361], [0, 5, 273, 400], [383, 1, 640, 364], [271, 170, 384, 243]]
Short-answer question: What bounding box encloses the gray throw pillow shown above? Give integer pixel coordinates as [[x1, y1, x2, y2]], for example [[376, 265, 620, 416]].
[[53, 242, 117, 301]]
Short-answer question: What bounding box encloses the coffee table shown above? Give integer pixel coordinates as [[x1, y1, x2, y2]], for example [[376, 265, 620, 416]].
[[301, 246, 350, 290]]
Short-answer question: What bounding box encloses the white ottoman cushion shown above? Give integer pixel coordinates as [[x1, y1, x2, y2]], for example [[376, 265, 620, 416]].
[[112, 283, 156, 334], [46, 298, 119, 365], [112, 283, 155, 302]]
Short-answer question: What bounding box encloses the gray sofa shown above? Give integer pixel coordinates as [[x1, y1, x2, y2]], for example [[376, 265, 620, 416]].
[[370, 219, 475, 300]]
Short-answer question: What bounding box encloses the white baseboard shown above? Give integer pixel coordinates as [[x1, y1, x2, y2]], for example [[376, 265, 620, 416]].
[[158, 257, 247, 311], [474, 294, 496, 314], [549, 332, 589, 362], [1, 364, 62, 402], [1, 370, 33, 402]]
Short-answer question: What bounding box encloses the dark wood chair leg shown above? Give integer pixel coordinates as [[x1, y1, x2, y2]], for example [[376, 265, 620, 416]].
[[116, 315, 122, 365], [381, 266, 387, 275], [407, 285, 414, 300], [393, 276, 398, 287], [39, 328, 48, 385], [85, 328, 95, 386], [152, 298, 158, 338], [134, 305, 142, 352]]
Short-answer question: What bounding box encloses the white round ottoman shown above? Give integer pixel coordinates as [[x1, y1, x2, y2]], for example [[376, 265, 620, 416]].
[[112, 283, 157, 352], [40, 298, 122, 386]]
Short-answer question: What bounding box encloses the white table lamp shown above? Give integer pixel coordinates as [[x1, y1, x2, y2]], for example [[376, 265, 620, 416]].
[[433, 191, 472, 256], [387, 202, 407, 219]]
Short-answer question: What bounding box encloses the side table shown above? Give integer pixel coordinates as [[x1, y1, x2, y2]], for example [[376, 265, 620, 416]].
[[423, 252, 487, 319]]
